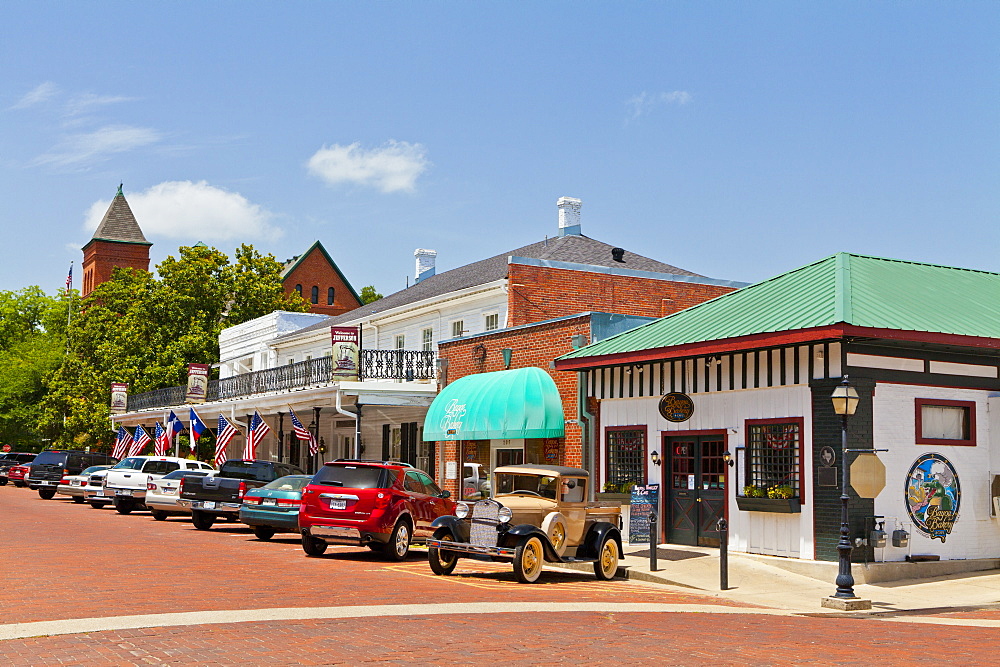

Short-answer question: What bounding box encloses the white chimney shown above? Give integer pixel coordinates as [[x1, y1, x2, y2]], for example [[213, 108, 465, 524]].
[[557, 197, 582, 236], [414, 248, 437, 284]]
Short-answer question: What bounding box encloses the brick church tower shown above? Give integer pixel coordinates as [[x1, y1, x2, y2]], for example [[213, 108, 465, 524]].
[[81, 185, 152, 297]]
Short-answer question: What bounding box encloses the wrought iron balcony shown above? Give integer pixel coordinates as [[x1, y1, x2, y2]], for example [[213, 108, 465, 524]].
[[126, 349, 436, 412]]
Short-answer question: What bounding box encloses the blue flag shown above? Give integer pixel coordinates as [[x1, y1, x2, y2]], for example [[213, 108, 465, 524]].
[[189, 408, 206, 442]]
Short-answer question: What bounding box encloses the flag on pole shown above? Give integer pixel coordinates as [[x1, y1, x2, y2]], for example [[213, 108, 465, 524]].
[[189, 408, 206, 452], [288, 408, 318, 456], [215, 414, 239, 467], [112, 425, 130, 460], [154, 422, 169, 456], [65, 263, 73, 294], [130, 425, 152, 456], [244, 411, 271, 460]]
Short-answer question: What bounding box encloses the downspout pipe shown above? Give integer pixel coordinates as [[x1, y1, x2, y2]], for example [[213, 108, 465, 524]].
[[335, 389, 359, 458], [578, 370, 596, 502]]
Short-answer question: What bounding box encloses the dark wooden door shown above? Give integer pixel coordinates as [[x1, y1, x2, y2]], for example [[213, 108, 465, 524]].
[[665, 435, 727, 547]]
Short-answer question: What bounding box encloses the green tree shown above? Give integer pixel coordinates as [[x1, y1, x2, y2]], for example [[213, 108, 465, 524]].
[[360, 285, 383, 304]]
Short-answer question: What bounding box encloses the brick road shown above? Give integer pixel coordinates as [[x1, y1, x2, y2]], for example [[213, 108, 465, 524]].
[[2, 484, 998, 665]]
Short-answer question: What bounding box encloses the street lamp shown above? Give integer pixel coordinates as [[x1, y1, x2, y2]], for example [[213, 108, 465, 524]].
[[831, 376, 859, 599]]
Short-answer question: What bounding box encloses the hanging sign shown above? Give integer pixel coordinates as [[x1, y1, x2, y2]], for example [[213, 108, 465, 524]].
[[905, 453, 961, 543], [628, 483, 660, 544], [330, 326, 360, 381], [185, 364, 210, 403], [658, 393, 694, 423], [110, 382, 129, 414]]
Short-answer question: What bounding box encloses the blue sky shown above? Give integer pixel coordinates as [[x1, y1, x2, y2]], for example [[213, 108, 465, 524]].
[[2, 2, 997, 296]]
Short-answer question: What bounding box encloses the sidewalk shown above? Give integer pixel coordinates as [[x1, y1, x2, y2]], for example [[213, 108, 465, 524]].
[[560, 544, 1000, 614]]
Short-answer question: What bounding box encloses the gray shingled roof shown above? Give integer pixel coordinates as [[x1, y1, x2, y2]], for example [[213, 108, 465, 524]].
[[276, 233, 703, 340], [89, 190, 150, 245]]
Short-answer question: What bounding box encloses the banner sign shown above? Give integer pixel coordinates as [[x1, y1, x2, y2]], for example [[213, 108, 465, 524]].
[[185, 364, 210, 403], [629, 483, 660, 544], [330, 326, 361, 381], [905, 453, 961, 543], [110, 382, 129, 414]]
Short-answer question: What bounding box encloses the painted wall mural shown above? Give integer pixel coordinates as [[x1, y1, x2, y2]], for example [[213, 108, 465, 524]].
[[905, 453, 961, 543]]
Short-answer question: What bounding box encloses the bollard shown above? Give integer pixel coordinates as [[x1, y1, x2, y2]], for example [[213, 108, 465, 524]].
[[718, 517, 729, 590], [649, 509, 658, 572]]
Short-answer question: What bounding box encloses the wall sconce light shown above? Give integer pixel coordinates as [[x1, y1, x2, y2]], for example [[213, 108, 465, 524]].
[[722, 450, 735, 467], [501, 348, 513, 369], [650, 450, 661, 466]]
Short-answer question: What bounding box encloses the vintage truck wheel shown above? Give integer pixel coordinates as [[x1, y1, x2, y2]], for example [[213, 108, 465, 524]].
[[150, 509, 168, 521], [384, 519, 412, 561], [38, 488, 57, 500], [428, 529, 459, 576], [301, 533, 328, 556], [115, 497, 135, 514], [513, 536, 545, 583], [593, 535, 620, 581], [541, 512, 569, 557], [191, 510, 215, 530], [253, 526, 276, 541]]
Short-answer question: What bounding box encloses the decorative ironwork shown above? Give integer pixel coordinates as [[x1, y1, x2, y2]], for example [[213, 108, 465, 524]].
[[126, 350, 436, 412]]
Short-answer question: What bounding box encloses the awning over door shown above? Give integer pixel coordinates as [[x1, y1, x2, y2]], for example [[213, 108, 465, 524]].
[[422, 367, 565, 441]]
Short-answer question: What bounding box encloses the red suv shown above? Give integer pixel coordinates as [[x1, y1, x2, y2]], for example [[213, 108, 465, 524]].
[[299, 460, 454, 560]]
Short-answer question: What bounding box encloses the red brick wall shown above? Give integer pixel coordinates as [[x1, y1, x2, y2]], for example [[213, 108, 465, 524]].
[[81, 240, 151, 297], [282, 247, 362, 316], [506, 263, 735, 327]]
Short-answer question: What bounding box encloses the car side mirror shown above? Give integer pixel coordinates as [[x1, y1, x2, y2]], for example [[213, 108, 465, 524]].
[[440, 490, 451, 499]]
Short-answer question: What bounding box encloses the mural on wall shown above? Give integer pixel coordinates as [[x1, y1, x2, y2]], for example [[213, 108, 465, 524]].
[[905, 453, 961, 543]]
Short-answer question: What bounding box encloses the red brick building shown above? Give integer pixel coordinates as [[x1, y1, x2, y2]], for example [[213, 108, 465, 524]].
[[280, 240, 362, 316], [81, 185, 152, 297]]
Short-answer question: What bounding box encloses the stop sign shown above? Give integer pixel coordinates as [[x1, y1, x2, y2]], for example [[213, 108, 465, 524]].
[[1, 444, 9, 453], [851, 452, 886, 498]]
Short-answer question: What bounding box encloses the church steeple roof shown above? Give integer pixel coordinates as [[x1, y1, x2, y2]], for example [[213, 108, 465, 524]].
[[88, 184, 151, 246]]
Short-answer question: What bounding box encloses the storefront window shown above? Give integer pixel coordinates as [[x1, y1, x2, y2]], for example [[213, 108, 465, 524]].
[[605, 427, 645, 493], [745, 419, 802, 497]]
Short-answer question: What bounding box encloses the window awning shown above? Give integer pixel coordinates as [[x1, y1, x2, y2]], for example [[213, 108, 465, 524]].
[[422, 367, 565, 441]]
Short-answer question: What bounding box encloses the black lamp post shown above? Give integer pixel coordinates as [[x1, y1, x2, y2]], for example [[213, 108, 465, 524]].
[[831, 375, 860, 599]]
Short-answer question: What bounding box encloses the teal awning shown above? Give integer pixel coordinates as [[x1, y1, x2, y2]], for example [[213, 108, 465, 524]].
[[423, 367, 565, 441]]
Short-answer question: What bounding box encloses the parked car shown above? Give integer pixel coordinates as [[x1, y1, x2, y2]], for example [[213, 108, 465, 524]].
[[178, 460, 305, 530], [239, 474, 312, 540], [426, 464, 623, 584], [83, 469, 114, 508], [145, 469, 217, 521], [104, 456, 214, 514], [56, 465, 113, 503], [7, 463, 31, 487], [0, 453, 36, 486], [298, 460, 454, 560], [27, 450, 119, 499]]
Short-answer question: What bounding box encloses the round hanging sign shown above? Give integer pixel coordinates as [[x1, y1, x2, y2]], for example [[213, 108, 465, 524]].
[[658, 392, 695, 423], [905, 452, 961, 543]]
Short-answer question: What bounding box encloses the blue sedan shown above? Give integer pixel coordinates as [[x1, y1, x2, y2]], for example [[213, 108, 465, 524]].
[[239, 474, 312, 540]]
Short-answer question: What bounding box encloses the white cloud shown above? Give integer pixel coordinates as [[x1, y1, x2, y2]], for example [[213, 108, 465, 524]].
[[65, 93, 136, 116], [626, 90, 692, 121], [84, 181, 281, 242], [9, 82, 59, 110], [34, 125, 162, 168], [307, 140, 429, 193]]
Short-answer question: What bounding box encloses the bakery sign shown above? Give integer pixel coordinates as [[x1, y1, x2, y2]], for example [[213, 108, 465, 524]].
[[905, 453, 960, 543], [658, 392, 695, 423]]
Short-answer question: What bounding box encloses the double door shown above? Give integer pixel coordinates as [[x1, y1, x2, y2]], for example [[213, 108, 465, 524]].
[[665, 435, 726, 547]]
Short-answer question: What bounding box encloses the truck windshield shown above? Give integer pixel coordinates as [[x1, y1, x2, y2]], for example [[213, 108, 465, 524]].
[[494, 474, 558, 500], [112, 458, 146, 470]]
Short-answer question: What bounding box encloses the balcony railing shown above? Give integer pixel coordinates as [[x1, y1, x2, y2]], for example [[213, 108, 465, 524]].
[[126, 349, 436, 412]]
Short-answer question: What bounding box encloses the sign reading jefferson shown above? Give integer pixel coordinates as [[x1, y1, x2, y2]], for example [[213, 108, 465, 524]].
[[330, 326, 360, 382]]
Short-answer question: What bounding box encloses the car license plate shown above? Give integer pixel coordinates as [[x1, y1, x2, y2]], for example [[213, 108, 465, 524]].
[[328, 499, 347, 510], [262, 498, 276, 506], [116, 489, 132, 496], [202, 501, 216, 509], [70, 481, 82, 487]]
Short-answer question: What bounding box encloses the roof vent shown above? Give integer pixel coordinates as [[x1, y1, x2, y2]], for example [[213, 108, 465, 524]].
[[611, 247, 626, 263], [557, 197, 582, 237], [414, 248, 437, 284]]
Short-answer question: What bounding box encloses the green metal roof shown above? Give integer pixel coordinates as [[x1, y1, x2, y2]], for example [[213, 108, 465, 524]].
[[423, 367, 565, 441], [559, 253, 1000, 362]]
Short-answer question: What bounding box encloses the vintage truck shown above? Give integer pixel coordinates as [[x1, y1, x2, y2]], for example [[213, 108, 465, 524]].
[[178, 459, 305, 530], [426, 464, 623, 583], [103, 456, 215, 514]]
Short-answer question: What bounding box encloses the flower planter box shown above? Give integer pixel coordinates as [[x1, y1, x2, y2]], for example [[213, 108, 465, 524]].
[[596, 493, 631, 503], [736, 496, 801, 513]]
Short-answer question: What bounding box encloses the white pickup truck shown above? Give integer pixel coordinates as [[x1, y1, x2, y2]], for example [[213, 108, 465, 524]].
[[103, 456, 215, 514]]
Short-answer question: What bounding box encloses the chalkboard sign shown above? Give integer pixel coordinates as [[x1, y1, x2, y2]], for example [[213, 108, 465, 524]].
[[628, 483, 660, 544]]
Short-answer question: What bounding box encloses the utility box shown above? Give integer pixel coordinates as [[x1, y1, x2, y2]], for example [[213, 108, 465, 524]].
[[870, 528, 887, 549], [892, 529, 909, 548]]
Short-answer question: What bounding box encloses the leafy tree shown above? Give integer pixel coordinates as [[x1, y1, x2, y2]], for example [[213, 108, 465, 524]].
[[360, 285, 383, 304], [43, 244, 309, 449]]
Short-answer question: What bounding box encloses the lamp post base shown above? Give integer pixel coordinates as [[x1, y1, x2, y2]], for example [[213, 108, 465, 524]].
[[821, 596, 872, 611]]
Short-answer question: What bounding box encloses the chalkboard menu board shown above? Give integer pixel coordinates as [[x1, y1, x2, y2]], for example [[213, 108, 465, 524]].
[[628, 484, 659, 544]]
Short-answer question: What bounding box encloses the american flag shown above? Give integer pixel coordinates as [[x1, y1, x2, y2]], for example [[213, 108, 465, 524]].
[[215, 414, 239, 467], [130, 425, 152, 457], [288, 408, 317, 456], [153, 422, 170, 456], [65, 263, 73, 294], [244, 411, 270, 460], [111, 425, 130, 460]]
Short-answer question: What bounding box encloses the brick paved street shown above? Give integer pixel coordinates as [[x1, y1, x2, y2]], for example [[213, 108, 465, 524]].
[[2, 484, 999, 665]]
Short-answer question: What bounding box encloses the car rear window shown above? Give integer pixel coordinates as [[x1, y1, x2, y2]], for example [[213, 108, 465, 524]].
[[219, 461, 277, 481], [80, 466, 109, 476], [161, 469, 211, 480], [312, 465, 387, 489], [262, 476, 311, 491], [31, 451, 69, 466]]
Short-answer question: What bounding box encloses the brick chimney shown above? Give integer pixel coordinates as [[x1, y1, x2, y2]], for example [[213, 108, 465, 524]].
[[414, 248, 437, 284], [557, 197, 582, 237]]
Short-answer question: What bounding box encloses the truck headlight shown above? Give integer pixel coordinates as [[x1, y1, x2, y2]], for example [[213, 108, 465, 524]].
[[455, 502, 469, 519], [498, 506, 513, 523]]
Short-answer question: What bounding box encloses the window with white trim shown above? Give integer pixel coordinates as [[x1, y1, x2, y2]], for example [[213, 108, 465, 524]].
[[451, 320, 465, 338], [394, 335, 405, 350], [421, 328, 433, 352], [484, 313, 499, 331]]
